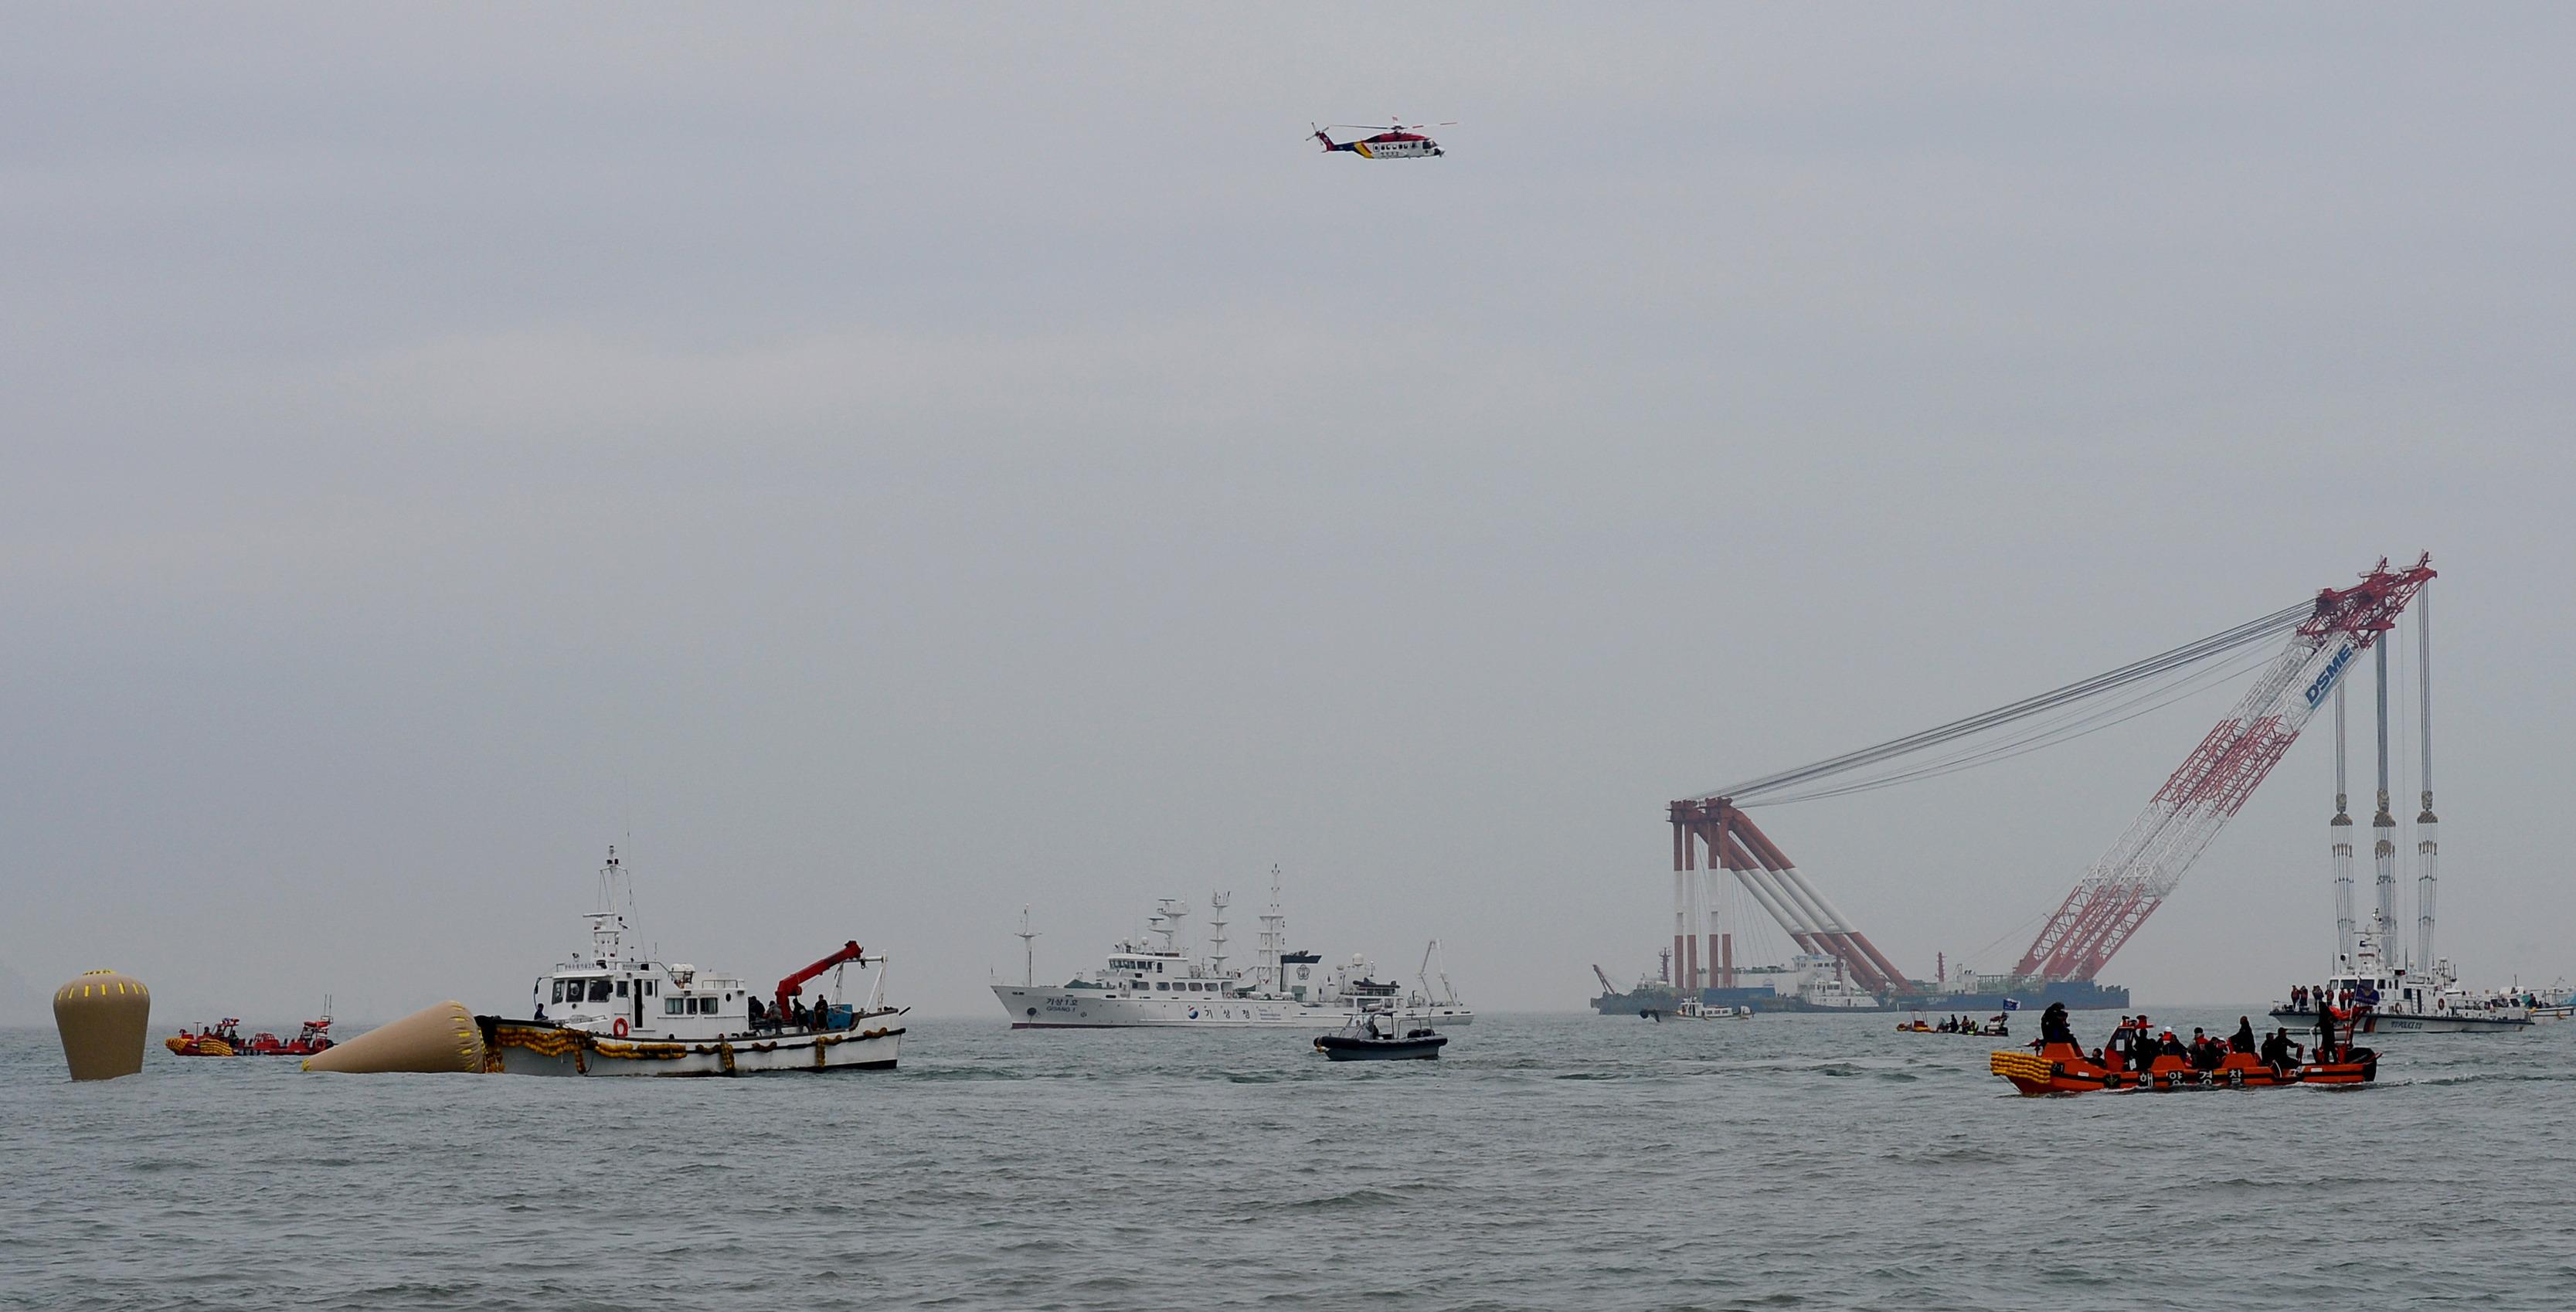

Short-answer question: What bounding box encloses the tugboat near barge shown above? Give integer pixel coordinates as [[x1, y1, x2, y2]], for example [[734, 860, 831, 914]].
[[478, 848, 906, 1076]]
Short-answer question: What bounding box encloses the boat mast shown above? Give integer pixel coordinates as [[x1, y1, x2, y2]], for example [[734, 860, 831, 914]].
[[1014, 905, 1039, 987], [2372, 634, 2398, 950], [1208, 892, 1230, 980], [2415, 583, 2440, 977], [1151, 899, 1188, 957], [1257, 865, 1285, 994], [588, 845, 630, 967]]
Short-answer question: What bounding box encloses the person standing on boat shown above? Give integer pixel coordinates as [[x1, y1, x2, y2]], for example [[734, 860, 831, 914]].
[[2259, 1027, 2298, 1078], [2036, 1002, 2075, 1049], [2316, 1004, 2341, 1062], [2229, 1017, 2257, 1054]]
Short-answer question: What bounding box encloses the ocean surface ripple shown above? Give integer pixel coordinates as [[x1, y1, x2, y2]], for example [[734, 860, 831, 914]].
[[6, 1010, 2571, 1310]]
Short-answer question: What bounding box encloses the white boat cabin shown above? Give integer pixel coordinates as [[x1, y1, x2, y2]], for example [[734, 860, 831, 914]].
[[1069, 932, 1390, 1008], [538, 958, 754, 1042]]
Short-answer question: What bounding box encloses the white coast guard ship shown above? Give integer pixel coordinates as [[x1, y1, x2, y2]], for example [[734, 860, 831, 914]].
[[480, 848, 906, 1076], [992, 873, 1473, 1030], [2267, 913, 2531, 1035]]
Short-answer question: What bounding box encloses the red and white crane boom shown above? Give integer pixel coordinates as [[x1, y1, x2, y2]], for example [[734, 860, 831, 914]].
[[1670, 553, 2437, 996], [2010, 556, 2435, 981]]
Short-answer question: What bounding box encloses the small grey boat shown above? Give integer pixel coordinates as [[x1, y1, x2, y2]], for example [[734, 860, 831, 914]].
[[1314, 1014, 1447, 1061]]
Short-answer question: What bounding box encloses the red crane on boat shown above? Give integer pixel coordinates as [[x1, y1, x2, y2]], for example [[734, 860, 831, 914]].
[[775, 940, 867, 1021]]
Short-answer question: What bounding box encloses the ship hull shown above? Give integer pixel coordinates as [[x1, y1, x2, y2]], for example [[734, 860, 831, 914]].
[[994, 985, 1473, 1029], [479, 1018, 904, 1076], [2267, 1007, 2530, 1034], [1593, 980, 2130, 1016], [1590, 989, 1681, 1017]]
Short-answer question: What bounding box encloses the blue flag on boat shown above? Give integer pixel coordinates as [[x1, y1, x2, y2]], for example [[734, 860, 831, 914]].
[[2001, 998, 2021, 1011]]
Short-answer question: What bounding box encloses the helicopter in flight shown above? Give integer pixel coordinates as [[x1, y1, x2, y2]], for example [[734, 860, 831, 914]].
[[1310, 120, 1454, 159]]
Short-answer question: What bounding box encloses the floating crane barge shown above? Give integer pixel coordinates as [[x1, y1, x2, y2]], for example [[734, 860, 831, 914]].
[[1623, 556, 2438, 1013]]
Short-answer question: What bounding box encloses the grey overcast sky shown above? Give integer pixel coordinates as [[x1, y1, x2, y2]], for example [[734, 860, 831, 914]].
[[5, 5, 2571, 1022]]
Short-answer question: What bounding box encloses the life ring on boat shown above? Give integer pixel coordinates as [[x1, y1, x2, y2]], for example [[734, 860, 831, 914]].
[[611, 1018, 630, 1038]]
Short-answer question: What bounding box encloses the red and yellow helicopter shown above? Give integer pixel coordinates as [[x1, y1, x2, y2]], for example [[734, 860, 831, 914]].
[[1311, 120, 1453, 160]]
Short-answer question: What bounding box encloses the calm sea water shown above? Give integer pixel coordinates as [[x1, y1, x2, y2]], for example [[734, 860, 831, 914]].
[[5, 1009, 2571, 1310]]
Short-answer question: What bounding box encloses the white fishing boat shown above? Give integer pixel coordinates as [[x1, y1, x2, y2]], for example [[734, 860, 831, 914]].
[[992, 871, 1473, 1029], [1672, 999, 1752, 1020], [481, 848, 906, 1076], [1796, 957, 1880, 1010], [2520, 984, 2574, 1023]]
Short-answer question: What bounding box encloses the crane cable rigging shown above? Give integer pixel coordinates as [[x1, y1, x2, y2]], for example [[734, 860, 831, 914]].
[[1699, 600, 2315, 807]]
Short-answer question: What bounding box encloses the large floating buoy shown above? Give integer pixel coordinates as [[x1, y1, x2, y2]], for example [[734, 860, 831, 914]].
[[302, 1001, 485, 1074], [53, 969, 151, 1081]]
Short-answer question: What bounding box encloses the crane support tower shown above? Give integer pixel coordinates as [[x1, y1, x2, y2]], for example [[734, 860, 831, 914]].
[[1664, 554, 2436, 1001], [1667, 800, 1911, 993]]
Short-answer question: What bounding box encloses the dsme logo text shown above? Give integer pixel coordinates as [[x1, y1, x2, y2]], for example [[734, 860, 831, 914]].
[[2304, 644, 2355, 708]]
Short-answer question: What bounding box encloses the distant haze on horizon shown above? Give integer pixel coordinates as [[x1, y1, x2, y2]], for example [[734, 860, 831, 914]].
[[5, 5, 2572, 1025]]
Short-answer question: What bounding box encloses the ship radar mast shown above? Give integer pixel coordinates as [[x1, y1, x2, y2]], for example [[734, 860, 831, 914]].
[[586, 845, 632, 967], [1208, 892, 1231, 980], [1149, 899, 1189, 957], [1256, 865, 1286, 993], [1014, 905, 1040, 987]]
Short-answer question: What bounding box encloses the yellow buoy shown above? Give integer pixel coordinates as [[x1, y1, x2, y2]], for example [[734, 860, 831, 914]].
[[302, 1001, 486, 1074], [53, 969, 151, 1081]]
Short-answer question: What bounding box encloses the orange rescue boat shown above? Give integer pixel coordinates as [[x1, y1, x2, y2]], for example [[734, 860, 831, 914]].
[[166, 1019, 244, 1057], [1993, 1038, 2376, 1094]]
